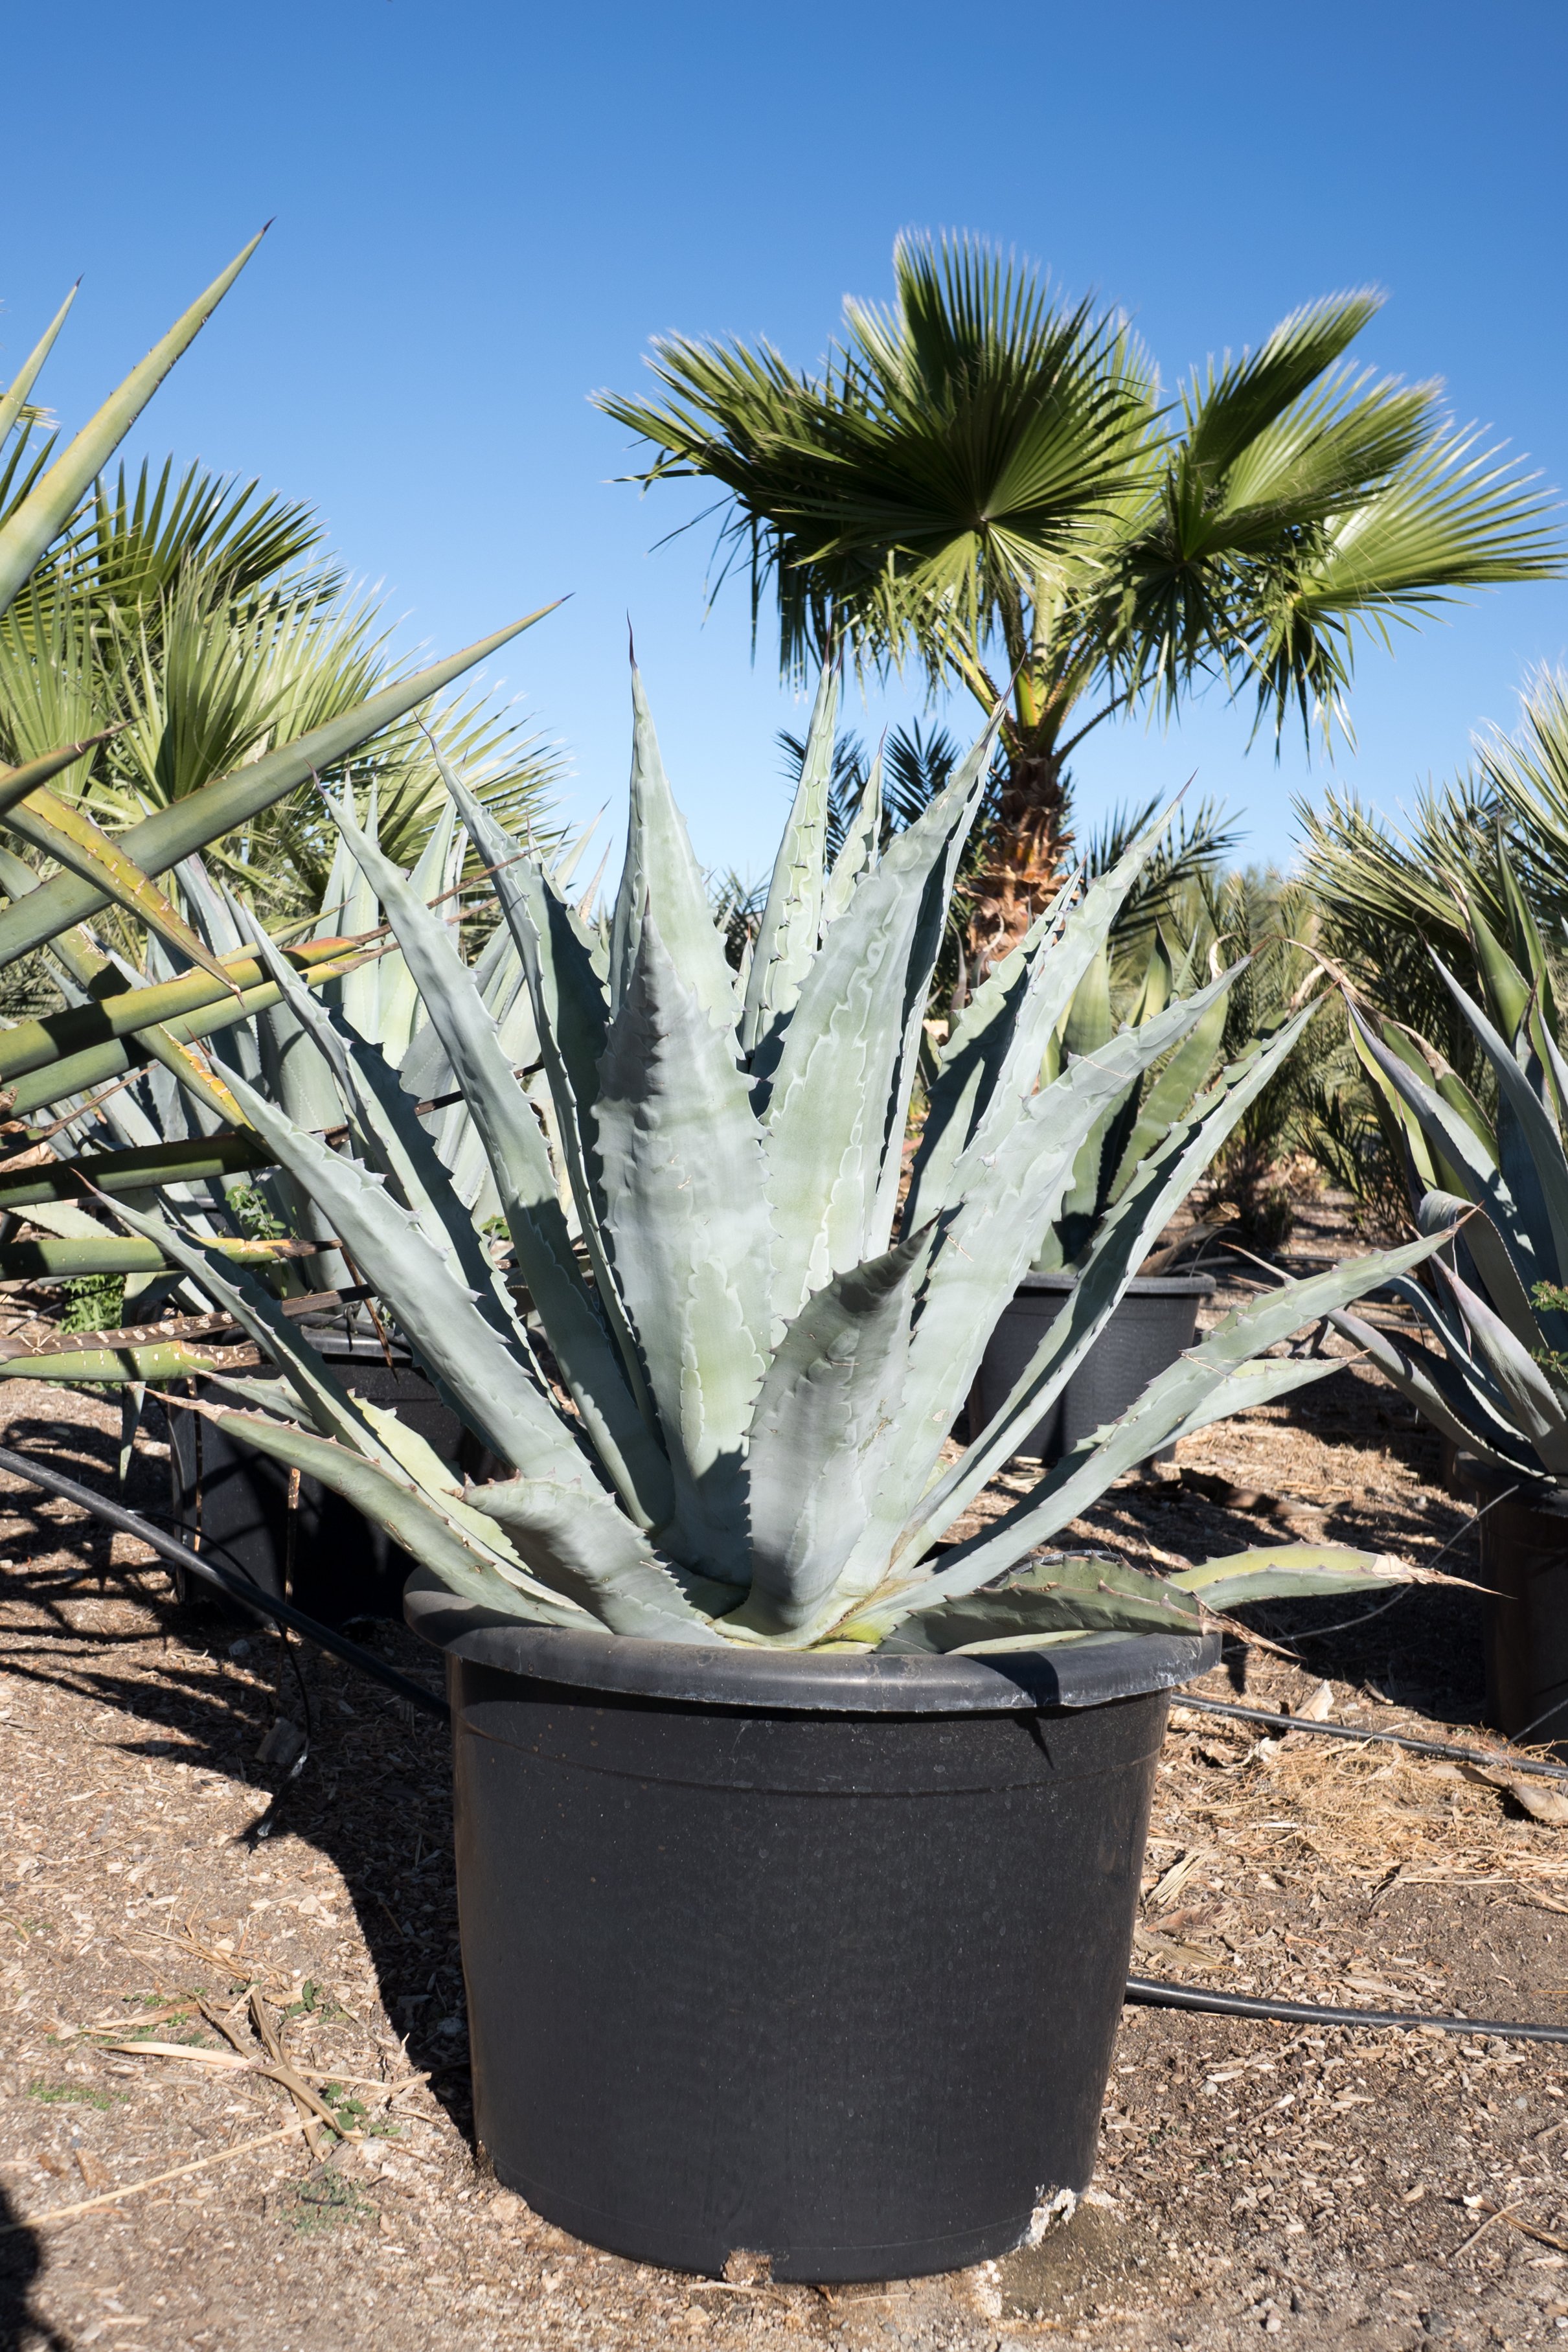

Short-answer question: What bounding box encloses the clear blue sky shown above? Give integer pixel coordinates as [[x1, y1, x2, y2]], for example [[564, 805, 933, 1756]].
[[6, 0, 1566, 885]]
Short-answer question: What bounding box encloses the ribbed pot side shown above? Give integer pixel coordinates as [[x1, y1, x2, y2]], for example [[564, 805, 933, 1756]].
[[412, 1595, 1214, 2283]]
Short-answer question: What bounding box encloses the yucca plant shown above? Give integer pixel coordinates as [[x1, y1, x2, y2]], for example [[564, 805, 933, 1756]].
[[80, 661, 1462, 1656], [0, 245, 552, 1302]]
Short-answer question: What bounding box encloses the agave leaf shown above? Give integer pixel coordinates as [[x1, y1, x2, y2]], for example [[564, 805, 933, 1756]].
[[470, 1474, 734, 1640], [596, 911, 773, 1579], [0, 613, 556, 966], [608, 663, 736, 1030], [883, 1226, 1456, 1614], [187, 1404, 595, 1627], [761, 728, 992, 1324], [0, 237, 263, 621], [1104, 974, 1233, 1207], [916, 1000, 1321, 1547], [822, 747, 881, 926], [1, 786, 242, 994], [422, 748, 652, 1407], [337, 779, 383, 1040], [1432, 1259, 1568, 1474], [891, 1553, 1203, 1649], [0, 937, 348, 1086], [1168, 1542, 1430, 1609], [210, 1060, 600, 1488], [1350, 1007, 1544, 1284], [740, 663, 837, 1053], [1433, 955, 1568, 1285], [1466, 903, 1532, 1042], [1331, 1306, 1536, 1476], [738, 1225, 929, 1636], [0, 282, 77, 450], [323, 788, 674, 1527], [903, 884, 1074, 1231], [235, 908, 516, 1338], [1418, 1191, 1545, 1354]]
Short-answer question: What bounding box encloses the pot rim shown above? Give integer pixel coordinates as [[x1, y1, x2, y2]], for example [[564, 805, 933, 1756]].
[[404, 1570, 1220, 1715], [1014, 1270, 1218, 1297]]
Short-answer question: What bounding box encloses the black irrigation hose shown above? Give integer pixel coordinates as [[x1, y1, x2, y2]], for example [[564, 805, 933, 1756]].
[[1179, 1692, 1568, 1785], [1125, 1975, 1568, 2046], [0, 1442, 449, 1724], [8, 1446, 1568, 2050]]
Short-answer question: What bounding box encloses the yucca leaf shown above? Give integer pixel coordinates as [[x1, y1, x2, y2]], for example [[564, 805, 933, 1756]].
[[0, 1132, 271, 1212], [0, 611, 556, 966], [597, 910, 773, 1579], [0, 282, 77, 450], [609, 663, 736, 1029], [1, 785, 242, 994], [740, 661, 837, 1053], [0, 730, 127, 822], [323, 788, 674, 1527], [737, 1224, 929, 1636], [0, 236, 264, 621], [470, 1475, 735, 1639], [0, 1234, 314, 1281]]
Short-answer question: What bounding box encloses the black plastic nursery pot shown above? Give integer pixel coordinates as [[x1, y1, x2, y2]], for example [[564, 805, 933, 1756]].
[[406, 1573, 1218, 2283], [169, 1327, 469, 1627], [1459, 1456, 1568, 1754], [969, 1272, 1216, 1464]]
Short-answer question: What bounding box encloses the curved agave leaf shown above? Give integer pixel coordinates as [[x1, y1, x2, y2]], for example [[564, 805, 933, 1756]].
[[609, 663, 735, 1029], [914, 998, 1320, 1548], [188, 1404, 595, 1627], [1431, 1258, 1568, 1474], [821, 746, 881, 926], [596, 911, 773, 1579], [876, 1225, 1457, 1617], [1433, 953, 1568, 1286], [323, 788, 674, 1528], [740, 662, 837, 1053], [737, 1224, 930, 1636], [469, 1475, 733, 1640], [1332, 1306, 1537, 1475], [1, 785, 240, 994], [877, 1553, 1203, 1653]]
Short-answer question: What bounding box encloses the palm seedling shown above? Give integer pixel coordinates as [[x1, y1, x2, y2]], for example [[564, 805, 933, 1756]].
[[84, 663, 1465, 1656]]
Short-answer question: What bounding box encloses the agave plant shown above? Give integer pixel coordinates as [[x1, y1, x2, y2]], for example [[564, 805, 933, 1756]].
[[64, 659, 1463, 1657], [1331, 858, 1568, 1479]]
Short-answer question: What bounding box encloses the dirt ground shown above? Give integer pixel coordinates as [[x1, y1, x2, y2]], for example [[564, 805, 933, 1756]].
[[6, 1193, 1568, 2350]]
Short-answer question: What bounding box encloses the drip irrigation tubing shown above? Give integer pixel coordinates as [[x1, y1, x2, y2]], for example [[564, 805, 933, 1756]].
[[1177, 1691, 1568, 1784], [1124, 1976, 1568, 2046], [5, 1448, 1568, 2048], [0, 1442, 448, 1723]]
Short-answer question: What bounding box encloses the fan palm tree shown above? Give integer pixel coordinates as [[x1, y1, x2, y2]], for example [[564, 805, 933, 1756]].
[[598, 233, 1562, 967]]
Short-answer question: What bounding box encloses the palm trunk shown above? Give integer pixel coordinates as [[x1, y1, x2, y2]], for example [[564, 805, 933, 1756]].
[[965, 729, 1070, 974]]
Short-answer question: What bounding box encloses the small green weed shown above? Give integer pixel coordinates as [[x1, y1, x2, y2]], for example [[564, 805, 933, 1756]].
[[283, 1979, 345, 2022], [58, 1273, 126, 1334], [227, 1184, 286, 1242], [316, 2082, 368, 2132], [28, 2079, 122, 2110], [284, 2165, 371, 2234]]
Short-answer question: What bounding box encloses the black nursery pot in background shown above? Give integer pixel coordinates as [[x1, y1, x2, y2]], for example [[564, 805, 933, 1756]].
[[970, 1273, 1216, 1463], [408, 1575, 1217, 2284], [169, 1325, 470, 1627], [1459, 1457, 1568, 1755]]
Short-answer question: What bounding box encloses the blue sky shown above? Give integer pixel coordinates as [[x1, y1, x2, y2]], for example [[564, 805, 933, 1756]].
[[5, 0, 1567, 886]]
